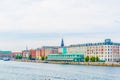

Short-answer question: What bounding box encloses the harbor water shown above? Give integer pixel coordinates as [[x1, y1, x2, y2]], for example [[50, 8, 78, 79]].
[[0, 61, 120, 80]]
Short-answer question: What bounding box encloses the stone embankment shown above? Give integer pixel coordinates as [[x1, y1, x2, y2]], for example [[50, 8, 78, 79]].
[[13, 59, 47, 63], [48, 61, 120, 66], [13, 59, 120, 66]]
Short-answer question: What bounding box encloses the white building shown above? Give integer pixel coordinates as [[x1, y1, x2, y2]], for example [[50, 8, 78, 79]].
[[66, 39, 120, 62]]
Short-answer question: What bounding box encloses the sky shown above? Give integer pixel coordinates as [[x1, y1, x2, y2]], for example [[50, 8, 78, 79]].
[[0, 0, 120, 51]]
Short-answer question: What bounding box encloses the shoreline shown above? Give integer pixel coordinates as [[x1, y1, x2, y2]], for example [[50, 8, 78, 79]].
[[48, 61, 120, 67], [13, 59, 120, 67]]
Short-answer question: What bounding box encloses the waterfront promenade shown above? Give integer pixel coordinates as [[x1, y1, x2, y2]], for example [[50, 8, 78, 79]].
[[0, 60, 120, 80], [14, 59, 120, 66]]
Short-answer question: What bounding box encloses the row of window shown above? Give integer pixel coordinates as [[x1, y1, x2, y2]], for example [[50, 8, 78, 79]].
[[48, 55, 83, 58], [105, 59, 119, 61], [87, 52, 119, 54], [87, 55, 119, 57], [87, 49, 119, 51], [69, 47, 119, 50]]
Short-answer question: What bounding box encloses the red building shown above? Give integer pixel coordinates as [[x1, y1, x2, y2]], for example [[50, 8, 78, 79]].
[[35, 46, 59, 60], [29, 49, 36, 59], [41, 46, 59, 57], [36, 48, 41, 59]]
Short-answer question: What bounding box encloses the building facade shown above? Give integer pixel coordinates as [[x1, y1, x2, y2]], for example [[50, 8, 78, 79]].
[[36, 48, 41, 60], [35, 46, 59, 60], [40, 46, 59, 57], [22, 50, 26, 59], [0, 51, 12, 59], [11, 52, 22, 59], [22, 50, 30, 59], [47, 53, 84, 62], [47, 47, 84, 62], [66, 39, 120, 62], [29, 49, 36, 59]]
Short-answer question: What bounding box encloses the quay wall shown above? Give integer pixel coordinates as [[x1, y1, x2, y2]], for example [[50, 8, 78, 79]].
[[13, 59, 120, 66]]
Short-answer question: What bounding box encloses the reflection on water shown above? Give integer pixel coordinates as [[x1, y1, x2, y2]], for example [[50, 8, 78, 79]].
[[0, 61, 120, 80]]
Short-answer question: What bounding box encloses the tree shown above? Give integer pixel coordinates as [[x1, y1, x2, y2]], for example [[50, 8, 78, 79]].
[[15, 55, 19, 59], [41, 56, 45, 61], [95, 56, 99, 62], [15, 54, 22, 59], [45, 56, 48, 60], [19, 55, 22, 59], [90, 56, 95, 62], [85, 56, 89, 62], [29, 55, 32, 60]]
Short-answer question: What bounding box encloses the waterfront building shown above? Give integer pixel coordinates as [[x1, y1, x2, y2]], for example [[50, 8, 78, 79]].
[[35, 48, 41, 60], [47, 53, 84, 62], [66, 39, 120, 62], [58, 38, 66, 54], [22, 50, 30, 59], [35, 46, 59, 60], [11, 52, 22, 58], [67, 45, 87, 54], [41, 46, 59, 56], [29, 49, 36, 59], [22, 50, 26, 59], [47, 47, 84, 62], [0, 51, 12, 59], [25, 46, 30, 59]]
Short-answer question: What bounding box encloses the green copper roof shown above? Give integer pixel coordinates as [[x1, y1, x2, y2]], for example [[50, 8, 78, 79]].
[[0, 51, 11, 54], [48, 53, 84, 56]]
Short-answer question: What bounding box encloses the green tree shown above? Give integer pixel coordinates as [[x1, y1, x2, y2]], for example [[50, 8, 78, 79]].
[[15, 54, 22, 59], [95, 56, 99, 62], [41, 56, 45, 61], [85, 56, 89, 62], [45, 56, 48, 60], [29, 55, 32, 60], [90, 56, 95, 62], [15, 55, 19, 59]]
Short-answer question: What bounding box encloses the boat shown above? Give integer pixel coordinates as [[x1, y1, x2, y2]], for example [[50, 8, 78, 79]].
[[2, 57, 10, 61]]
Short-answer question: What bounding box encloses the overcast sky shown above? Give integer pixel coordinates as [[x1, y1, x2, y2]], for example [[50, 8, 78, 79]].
[[0, 0, 120, 51]]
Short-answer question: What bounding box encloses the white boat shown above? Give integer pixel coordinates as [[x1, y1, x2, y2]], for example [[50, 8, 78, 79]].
[[2, 57, 10, 61]]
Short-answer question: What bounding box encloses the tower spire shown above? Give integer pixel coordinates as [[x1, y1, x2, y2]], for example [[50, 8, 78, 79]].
[[26, 45, 28, 51], [61, 38, 64, 47]]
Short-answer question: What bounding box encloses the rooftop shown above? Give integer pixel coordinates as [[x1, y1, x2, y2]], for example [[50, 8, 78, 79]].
[[0, 51, 11, 54], [70, 39, 120, 47]]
